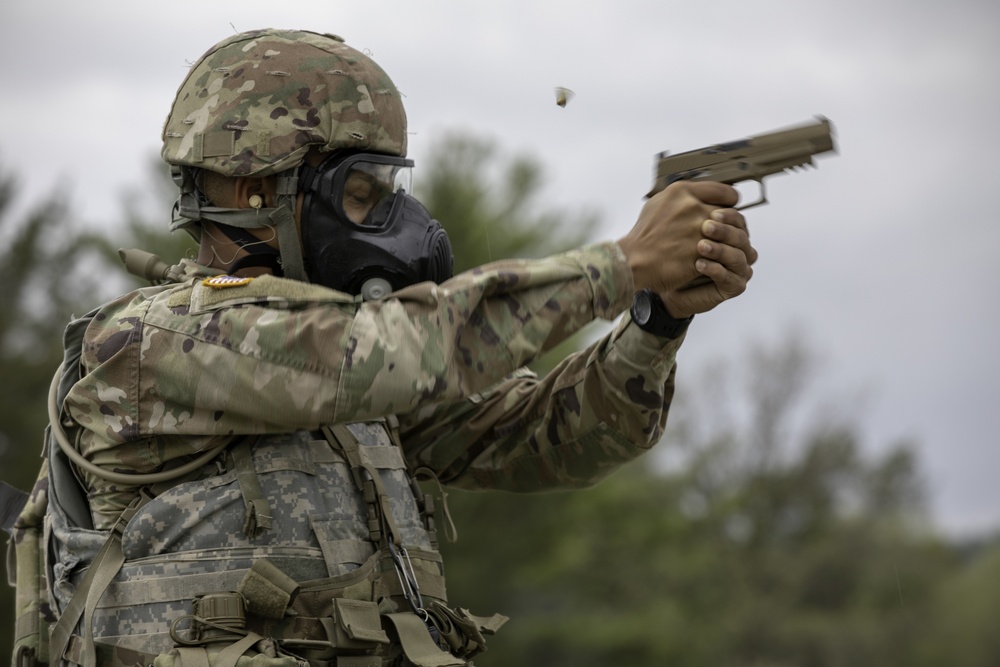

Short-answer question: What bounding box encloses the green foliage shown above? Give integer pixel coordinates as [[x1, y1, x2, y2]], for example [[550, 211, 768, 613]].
[[0, 168, 99, 490], [0, 166, 105, 655], [913, 541, 1000, 665], [438, 335, 970, 667]]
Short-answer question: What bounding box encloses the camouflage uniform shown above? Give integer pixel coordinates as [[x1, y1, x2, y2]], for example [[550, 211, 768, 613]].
[[50, 240, 682, 661], [71, 242, 679, 522]]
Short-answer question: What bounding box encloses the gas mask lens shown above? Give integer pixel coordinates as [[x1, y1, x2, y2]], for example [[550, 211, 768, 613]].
[[332, 155, 413, 226]]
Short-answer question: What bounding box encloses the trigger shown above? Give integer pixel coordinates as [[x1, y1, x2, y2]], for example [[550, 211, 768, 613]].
[[735, 179, 768, 210]]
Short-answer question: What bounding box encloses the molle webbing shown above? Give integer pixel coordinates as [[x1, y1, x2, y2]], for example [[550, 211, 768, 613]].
[[322, 424, 404, 547], [46, 422, 487, 664], [229, 437, 273, 537], [386, 415, 445, 549], [321, 419, 444, 550]]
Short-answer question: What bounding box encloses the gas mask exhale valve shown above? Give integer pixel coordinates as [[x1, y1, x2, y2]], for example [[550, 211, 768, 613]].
[[298, 153, 454, 299]]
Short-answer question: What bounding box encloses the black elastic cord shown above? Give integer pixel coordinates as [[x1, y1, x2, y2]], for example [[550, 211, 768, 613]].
[[216, 223, 284, 276]]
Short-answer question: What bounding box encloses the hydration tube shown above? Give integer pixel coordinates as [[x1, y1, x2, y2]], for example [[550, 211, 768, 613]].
[[48, 364, 228, 485]]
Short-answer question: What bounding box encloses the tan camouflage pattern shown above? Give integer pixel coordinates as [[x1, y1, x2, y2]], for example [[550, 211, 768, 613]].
[[162, 29, 407, 177], [10, 459, 53, 665], [52, 241, 685, 659], [64, 241, 680, 528], [76, 428, 439, 657]]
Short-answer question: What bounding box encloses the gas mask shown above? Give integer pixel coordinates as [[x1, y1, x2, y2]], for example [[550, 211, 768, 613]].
[[298, 153, 453, 300]]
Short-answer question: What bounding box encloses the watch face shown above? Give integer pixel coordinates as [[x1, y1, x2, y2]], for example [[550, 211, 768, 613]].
[[633, 292, 652, 324]]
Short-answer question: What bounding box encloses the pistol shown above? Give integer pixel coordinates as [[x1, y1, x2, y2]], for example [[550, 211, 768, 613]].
[[647, 116, 837, 208]]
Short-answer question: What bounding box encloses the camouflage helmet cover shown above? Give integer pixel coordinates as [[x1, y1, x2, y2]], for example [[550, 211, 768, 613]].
[[162, 29, 407, 177]]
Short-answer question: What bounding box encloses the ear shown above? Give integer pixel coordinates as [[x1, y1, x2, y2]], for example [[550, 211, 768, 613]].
[[233, 176, 278, 209]]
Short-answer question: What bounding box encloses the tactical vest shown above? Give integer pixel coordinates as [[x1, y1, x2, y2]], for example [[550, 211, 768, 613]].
[[9, 308, 505, 667]]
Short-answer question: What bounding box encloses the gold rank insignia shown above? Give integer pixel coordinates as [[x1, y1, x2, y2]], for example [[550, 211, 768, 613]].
[[202, 275, 254, 289]]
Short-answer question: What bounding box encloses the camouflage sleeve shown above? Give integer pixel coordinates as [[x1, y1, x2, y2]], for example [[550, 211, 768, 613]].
[[67, 242, 634, 450], [397, 316, 683, 491]]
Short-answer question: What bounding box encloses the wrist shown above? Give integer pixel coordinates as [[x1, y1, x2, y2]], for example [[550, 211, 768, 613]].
[[630, 289, 693, 339]]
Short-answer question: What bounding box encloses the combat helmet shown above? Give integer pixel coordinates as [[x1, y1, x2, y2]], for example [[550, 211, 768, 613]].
[[162, 28, 408, 282]]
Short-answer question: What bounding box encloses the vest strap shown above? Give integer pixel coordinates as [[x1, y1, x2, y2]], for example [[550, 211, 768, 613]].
[[322, 424, 404, 547], [49, 491, 152, 666], [230, 436, 273, 538]]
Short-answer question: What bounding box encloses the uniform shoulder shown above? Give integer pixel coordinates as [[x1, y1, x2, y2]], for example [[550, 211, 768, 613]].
[[189, 274, 359, 313]]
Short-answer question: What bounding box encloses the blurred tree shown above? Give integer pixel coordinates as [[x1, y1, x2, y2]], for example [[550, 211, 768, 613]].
[[911, 538, 1000, 666], [0, 165, 109, 656], [0, 164, 131, 501], [414, 131, 598, 273], [439, 334, 959, 667]]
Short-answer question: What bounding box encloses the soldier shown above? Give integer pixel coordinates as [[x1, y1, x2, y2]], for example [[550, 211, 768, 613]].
[[11, 28, 755, 667]]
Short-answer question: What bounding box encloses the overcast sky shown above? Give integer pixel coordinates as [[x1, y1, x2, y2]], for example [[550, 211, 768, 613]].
[[1, 0, 998, 535]]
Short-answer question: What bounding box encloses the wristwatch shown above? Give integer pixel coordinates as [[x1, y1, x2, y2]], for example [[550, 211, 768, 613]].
[[630, 289, 693, 339]]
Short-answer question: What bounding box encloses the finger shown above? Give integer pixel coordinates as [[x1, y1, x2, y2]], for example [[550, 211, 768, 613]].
[[709, 208, 748, 233], [683, 181, 740, 207], [702, 217, 748, 245], [702, 217, 758, 266], [695, 257, 751, 297], [697, 238, 751, 279]]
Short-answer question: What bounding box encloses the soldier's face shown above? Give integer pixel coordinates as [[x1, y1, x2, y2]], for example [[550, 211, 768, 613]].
[[341, 171, 384, 225]]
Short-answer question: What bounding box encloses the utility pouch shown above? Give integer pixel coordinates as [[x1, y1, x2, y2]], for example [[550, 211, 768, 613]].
[[384, 613, 464, 667], [331, 599, 390, 650], [151, 646, 305, 667], [425, 601, 508, 660], [152, 592, 307, 667], [89, 641, 304, 667], [11, 521, 46, 666], [10, 461, 52, 667]]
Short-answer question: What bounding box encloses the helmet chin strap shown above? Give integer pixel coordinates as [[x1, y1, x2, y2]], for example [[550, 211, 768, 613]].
[[171, 166, 309, 282], [213, 223, 284, 276], [269, 173, 307, 281]]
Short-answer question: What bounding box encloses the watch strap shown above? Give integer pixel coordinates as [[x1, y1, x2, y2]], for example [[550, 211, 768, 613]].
[[630, 289, 693, 339]]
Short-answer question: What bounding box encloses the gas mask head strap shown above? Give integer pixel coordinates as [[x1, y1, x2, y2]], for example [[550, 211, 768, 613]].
[[270, 173, 306, 281]]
